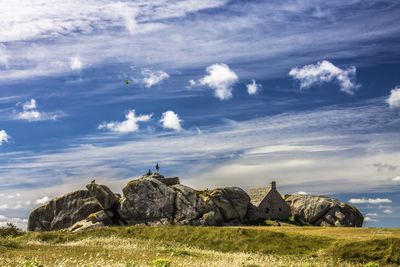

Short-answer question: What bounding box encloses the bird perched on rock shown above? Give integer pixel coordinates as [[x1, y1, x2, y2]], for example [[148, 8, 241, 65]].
[[91, 179, 96, 184]]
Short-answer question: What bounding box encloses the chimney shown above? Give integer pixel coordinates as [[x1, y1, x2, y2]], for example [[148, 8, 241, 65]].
[[270, 181, 276, 190]]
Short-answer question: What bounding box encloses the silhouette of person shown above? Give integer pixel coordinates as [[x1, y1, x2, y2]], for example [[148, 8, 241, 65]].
[[155, 163, 160, 174], [147, 169, 152, 176]]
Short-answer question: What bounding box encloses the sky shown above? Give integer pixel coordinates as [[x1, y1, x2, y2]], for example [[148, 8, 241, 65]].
[[0, 0, 399, 229]]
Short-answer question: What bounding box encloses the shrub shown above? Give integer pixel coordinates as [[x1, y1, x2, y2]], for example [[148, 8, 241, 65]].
[[152, 258, 172, 267], [0, 223, 24, 238], [0, 237, 19, 248]]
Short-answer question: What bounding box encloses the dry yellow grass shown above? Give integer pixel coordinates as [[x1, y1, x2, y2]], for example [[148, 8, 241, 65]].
[[1, 225, 398, 267]]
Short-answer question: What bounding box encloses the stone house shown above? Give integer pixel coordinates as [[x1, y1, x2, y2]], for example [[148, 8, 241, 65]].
[[250, 181, 291, 220]]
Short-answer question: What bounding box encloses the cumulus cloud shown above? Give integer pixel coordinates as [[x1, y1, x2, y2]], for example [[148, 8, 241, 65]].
[[246, 79, 261, 95], [392, 176, 400, 181], [141, 69, 169, 88], [160, 110, 183, 131], [0, 130, 10, 145], [349, 198, 392, 204], [383, 209, 392, 214], [16, 98, 62, 121], [289, 60, 359, 94], [35, 196, 50, 205], [365, 213, 378, 217], [386, 86, 400, 109], [194, 63, 238, 100], [364, 217, 378, 222], [70, 55, 83, 71], [98, 110, 152, 133]]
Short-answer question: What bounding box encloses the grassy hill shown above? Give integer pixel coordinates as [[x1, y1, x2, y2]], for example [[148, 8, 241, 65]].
[[1, 225, 399, 266]]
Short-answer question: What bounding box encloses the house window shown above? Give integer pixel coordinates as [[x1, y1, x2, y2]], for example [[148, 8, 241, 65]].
[[265, 208, 269, 214], [279, 207, 282, 212]]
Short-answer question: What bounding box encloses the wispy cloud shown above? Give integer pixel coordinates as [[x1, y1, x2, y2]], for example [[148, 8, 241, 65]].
[[192, 63, 238, 100], [34, 196, 50, 205], [160, 110, 183, 131], [98, 109, 152, 133], [1, 97, 399, 194], [349, 198, 392, 204], [0, 214, 28, 229], [0, 1, 399, 81], [141, 69, 169, 88], [387, 86, 400, 109], [364, 216, 378, 222], [289, 60, 359, 94]]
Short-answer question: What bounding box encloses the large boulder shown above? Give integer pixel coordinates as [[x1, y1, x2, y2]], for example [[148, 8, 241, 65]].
[[28, 190, 102, 231], [209, 187, 251, 221], [86, 183, 119, 210], [285, 194, 363, 227], [172, 184, 206, 224], [117, 178, 176, 225]]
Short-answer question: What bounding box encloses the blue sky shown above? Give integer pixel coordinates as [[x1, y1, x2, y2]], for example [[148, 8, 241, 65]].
[[0, 0, 399, 228]]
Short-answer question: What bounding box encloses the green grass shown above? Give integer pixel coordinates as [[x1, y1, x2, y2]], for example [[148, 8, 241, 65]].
[[23, 225, 332, 256], [1, 225, 400, 266], [328, 238, 400, 265]]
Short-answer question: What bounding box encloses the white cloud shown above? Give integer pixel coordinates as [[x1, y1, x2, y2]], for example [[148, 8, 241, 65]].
[[289, 60, 359, 94], [0, 44, 10, 67], [35, 196, 50, 205], [22, 98, 37, 110], [383, 209, 392, 214], [110, 2, 139, 34], [141, 69, 169, 88], [16, 98, 62, 121], [386, 87, 400, 109], [196, 63, 238, 100], [0, 204, 8, 209], [297, 191, 308, 195], [0, 214, 28, 230], [160, 110, 183, 131], [0, 130, 10, 145], [349, 198, 392, 204], [392, 176, 400, 181], [70, 55, 83, 71], [98, 110, 152, 133], [246, 79, 261, 95], [364, 216, 378, 222], [365, 213, 378, 217]]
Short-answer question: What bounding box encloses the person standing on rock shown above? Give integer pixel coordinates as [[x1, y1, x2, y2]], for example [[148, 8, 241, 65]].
[[155, 163, 160, 174]]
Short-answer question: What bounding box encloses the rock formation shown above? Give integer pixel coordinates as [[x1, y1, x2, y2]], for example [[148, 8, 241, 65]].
[[28, 190, 102, 231], [284, 194, 364, 227], [27, 177, 364, 232]]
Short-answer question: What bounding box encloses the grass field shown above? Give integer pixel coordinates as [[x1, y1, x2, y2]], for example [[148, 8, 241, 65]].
[[1, 225, 399, 267]]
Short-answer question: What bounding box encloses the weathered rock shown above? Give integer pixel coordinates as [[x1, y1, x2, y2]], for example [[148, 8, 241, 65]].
[[86, 183, 118, 210], [209, 187, 251, 221], [193, 209, 224, 226], [117, 178, 176, 224], [28, 190, 102, 231], [244, 203, 262, 223], [69, 219, 106, 232], [172, 184, 206, 224], [285, 194, 363, 227]]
